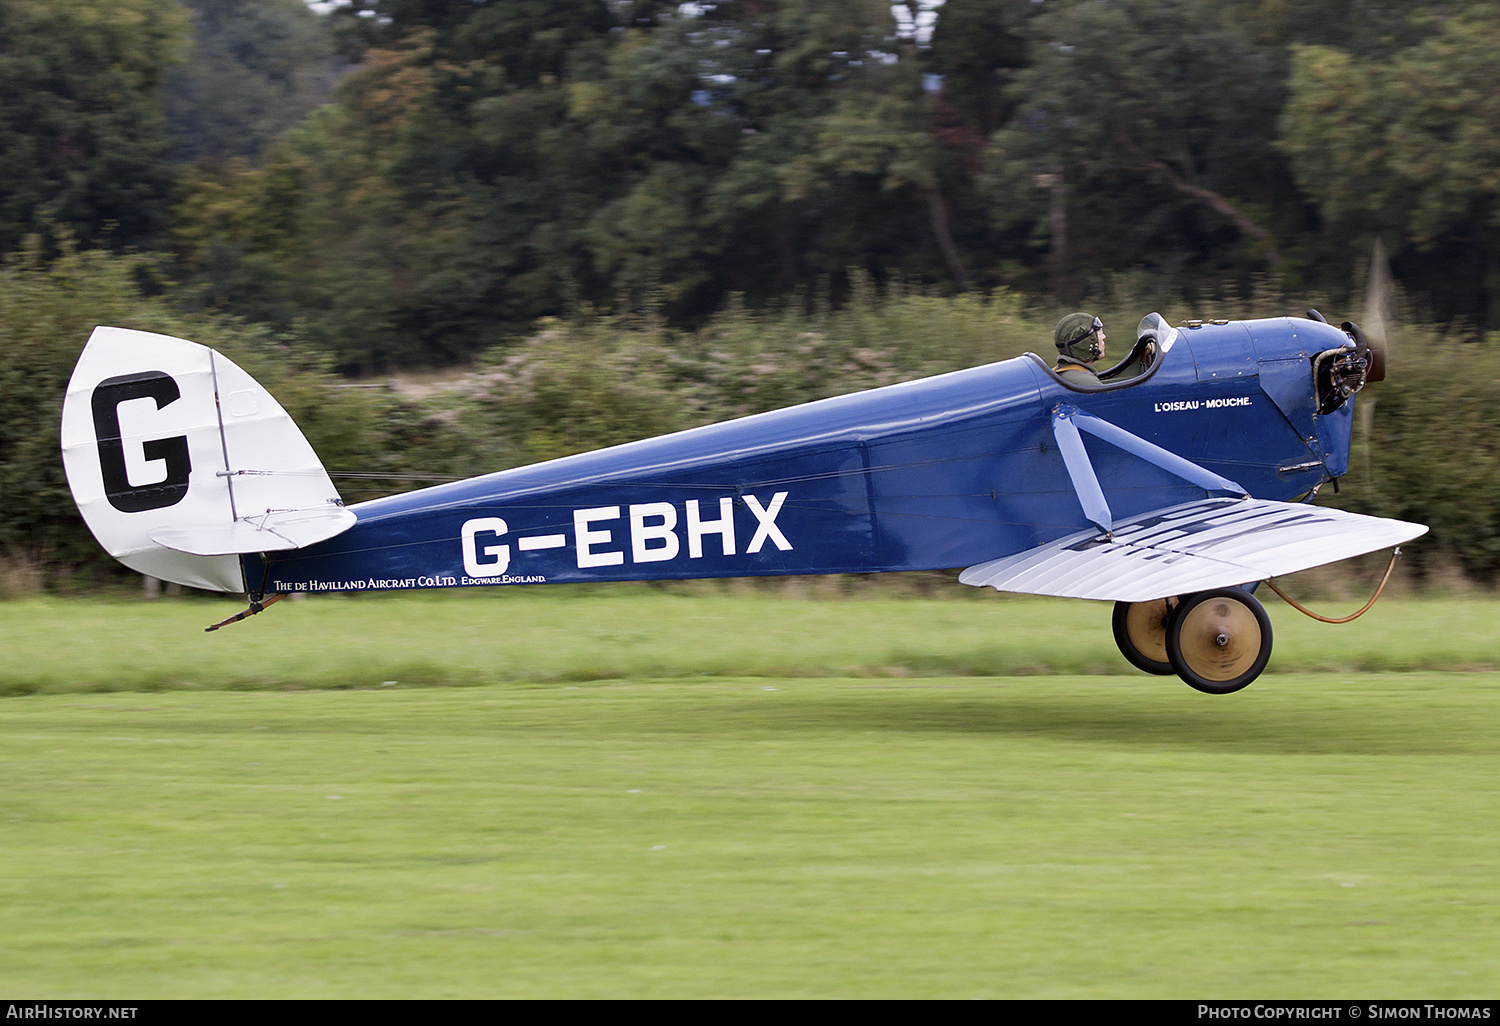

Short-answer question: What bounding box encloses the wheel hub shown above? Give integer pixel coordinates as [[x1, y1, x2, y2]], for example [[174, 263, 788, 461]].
[[1176, 598, 1263, 682]]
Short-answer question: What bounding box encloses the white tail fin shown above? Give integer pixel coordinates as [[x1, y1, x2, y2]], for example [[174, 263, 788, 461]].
[[60, 327, 356, 592]]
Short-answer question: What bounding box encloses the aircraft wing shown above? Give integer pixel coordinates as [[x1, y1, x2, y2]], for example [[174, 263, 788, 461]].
[[959, 497, 1427, 602]]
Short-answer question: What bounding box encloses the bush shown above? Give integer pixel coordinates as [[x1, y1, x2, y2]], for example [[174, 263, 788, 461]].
[[0, 243, 476, 587]]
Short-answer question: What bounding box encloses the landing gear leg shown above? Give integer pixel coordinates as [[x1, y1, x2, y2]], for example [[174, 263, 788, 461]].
[[1165, 588, 1273, 694]]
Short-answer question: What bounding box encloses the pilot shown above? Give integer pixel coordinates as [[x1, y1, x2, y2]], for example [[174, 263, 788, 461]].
[[1053, 312, 1106, 384]]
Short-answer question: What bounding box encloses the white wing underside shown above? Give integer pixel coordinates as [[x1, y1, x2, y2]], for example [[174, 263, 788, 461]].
[[960, 497, 1428, 602]]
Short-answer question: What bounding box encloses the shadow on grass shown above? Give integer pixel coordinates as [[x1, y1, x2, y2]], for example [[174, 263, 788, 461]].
[[561, 685, 1500, 758], [5, 666, 1497, 758]]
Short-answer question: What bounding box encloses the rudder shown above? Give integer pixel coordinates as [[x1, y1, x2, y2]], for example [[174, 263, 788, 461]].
[[60, 326, 355, 592]]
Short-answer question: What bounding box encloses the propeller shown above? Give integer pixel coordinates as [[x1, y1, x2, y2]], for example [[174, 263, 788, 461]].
[[1353, 239, 1394, 478], [1306, 239, 1393, 419], [1357, 237, 1394, 383]]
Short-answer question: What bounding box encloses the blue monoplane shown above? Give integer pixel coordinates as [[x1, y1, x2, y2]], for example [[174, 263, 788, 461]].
[[61, 312, 1425, 693]]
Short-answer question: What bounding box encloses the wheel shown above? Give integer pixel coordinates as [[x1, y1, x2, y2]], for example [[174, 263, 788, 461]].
[[1165, 588, 1273, 694], [1111, 598, 1176, 675]]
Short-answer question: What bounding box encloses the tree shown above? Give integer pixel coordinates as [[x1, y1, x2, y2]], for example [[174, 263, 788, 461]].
[[984, 0, 1299, 297], [1281, 3, 1500, 325], [924, 0, 1032, 137], [0, 0, 186, 253], [163, 0, 342, 162]]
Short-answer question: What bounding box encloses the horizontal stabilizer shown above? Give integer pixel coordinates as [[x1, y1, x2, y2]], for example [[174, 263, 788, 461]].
[[959, 497, 1428, 602], [150, 507, 357, 556]]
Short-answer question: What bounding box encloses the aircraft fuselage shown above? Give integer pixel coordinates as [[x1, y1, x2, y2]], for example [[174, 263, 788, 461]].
[[244, 317, 1357, 594]]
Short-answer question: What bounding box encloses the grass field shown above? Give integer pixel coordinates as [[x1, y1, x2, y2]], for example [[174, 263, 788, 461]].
[[2, 591, 1498, 997], [2, 586, 1498, 694]]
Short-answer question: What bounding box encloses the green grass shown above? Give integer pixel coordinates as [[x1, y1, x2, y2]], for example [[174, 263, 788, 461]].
[[2, 592, 1498, 997], [1, 588, 1496, 694]]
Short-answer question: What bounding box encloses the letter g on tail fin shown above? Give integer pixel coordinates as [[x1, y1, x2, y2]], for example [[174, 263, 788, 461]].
[[91, 370, 192, 513], [61, 327, 355, 593]]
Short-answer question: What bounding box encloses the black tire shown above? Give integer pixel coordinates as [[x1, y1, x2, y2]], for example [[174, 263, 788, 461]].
[[1111, 598, 1176, 675], [1166, 588, 1273, 694]]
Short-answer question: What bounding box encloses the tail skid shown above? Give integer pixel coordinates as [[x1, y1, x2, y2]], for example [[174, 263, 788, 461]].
[[61, 327, 355, 593]]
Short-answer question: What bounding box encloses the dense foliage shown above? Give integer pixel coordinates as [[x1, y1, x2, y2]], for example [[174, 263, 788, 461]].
[[150, 0, 1500, 367], [3, 0, 1495, 360], [0, 0, 185, 254], [163, 0, 342, 162]]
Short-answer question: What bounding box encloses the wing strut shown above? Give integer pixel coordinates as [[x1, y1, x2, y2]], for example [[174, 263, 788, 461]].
[[1050, 405, 1247, 535], [1051, 407, 1114, 534]]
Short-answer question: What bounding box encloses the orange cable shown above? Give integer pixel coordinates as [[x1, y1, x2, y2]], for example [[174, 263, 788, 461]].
[[1263, 548, 1401, 624]]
